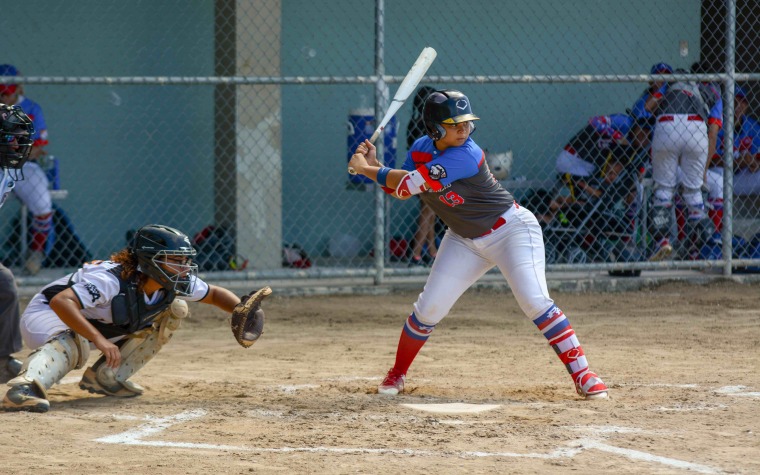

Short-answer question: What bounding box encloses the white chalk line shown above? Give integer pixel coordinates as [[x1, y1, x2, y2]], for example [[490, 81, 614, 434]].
[[715, 386, 760, 398], [620, 383, 700, 388], [94, 409, 722, 472], [654, 403, 728, 412]]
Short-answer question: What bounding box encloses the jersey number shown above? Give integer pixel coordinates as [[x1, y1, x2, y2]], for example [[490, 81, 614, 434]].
[[439, 191, 464, 207]]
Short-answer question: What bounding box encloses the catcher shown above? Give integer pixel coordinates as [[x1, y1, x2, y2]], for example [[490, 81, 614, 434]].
[[2, 224, 271, 413]]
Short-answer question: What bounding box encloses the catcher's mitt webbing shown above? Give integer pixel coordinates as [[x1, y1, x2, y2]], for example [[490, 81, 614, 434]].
[[231, 286, 272, 348]]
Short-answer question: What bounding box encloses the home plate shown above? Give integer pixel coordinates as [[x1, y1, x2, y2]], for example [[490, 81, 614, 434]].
[[401, 403, 501, 414]]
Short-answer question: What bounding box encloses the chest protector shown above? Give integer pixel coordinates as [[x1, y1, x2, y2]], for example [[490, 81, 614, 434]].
[[42, 266, 176, 339]]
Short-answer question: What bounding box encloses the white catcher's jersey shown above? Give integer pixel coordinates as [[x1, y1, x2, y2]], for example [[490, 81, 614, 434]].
[[24, 260, 209, 331], [0, 168, 14, 209]]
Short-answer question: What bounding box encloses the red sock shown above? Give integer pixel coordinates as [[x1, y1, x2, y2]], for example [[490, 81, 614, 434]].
[[708, 199, 723, 233], [392, 313, 435, 375]]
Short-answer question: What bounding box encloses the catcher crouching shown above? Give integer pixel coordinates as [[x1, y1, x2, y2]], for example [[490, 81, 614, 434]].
[[2, 224, 271, 413]]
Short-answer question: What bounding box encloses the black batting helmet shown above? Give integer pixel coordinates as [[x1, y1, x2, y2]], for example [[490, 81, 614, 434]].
[[131, 224, 198, 296], [422, 90, 479, 141], [0, 103, 34, 172]]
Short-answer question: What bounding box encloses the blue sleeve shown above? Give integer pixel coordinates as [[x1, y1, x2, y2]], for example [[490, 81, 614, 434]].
[[715, 129, 725, 155], [426, 141, 481, 187], [748, 119, 760, 154], [31, 102, 47, 135], [610, 114, 633, 136], [630, 93, 651, 119], [401, 150, 416, 172], [709, 98, 723, 122]]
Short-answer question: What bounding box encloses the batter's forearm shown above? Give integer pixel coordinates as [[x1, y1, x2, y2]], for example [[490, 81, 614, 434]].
[[361, 166, 408, 191]]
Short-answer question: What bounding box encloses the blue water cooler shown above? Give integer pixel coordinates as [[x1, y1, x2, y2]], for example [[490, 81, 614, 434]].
[[347, 108, 397, 184]]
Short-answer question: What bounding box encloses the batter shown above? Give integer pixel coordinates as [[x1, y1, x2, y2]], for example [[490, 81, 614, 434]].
[[348, 89, 608, 400]]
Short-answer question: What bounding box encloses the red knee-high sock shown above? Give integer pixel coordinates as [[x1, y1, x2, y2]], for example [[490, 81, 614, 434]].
[[708, 198, 723, 233], [392, 313, 435, 375]]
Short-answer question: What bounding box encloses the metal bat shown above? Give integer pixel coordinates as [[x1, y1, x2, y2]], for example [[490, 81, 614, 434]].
[[348, 47, 437, 175]]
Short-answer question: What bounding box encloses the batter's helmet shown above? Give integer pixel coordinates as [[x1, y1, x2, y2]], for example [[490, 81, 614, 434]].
[[422, 90, 479, 141], [131, 224, 199, 296], [0, 103, 34, 172]]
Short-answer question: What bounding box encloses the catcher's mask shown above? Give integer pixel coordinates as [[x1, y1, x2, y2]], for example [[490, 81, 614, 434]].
[[0, 103, 34, 179], [131, 224, 198, 296], [422, 90, 479, 141]]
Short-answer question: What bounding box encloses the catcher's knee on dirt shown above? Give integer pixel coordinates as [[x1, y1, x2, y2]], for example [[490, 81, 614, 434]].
[[6, 330, 89, 399], [80, 299, 188, 397]]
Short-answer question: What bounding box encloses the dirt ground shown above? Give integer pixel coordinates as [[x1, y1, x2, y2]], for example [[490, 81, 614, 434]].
[[1, 280, 759, 474]]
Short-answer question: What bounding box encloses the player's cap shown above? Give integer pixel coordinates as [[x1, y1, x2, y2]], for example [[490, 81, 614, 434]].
[[735, 85, 748, 100], [0, 64, 19, 96], [650, 62, 673, 75]]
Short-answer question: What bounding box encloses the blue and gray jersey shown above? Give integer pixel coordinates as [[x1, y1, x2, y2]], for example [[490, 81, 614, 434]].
[[403, 136, 514, 238], [658, 81, 722, 126]]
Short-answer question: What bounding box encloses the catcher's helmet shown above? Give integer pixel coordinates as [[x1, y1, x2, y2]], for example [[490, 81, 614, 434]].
[[131, 224, 198, 296], [0, 103, 34, 173], [422, 90, 479, 141]]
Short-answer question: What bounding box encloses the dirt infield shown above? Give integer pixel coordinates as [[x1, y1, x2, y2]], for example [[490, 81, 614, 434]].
[[1, 280, 758, 474]]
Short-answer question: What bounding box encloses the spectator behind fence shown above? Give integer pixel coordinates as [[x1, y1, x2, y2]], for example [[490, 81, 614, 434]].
[[549, 151, 638, 235], [629, 62, 673, 123], [549, 117, 649, 233], [647, 65, 723, 261], [556, 113, 633, 178], [405, 85, 438, 266], [0, 104, 35, 384], [0, 64, 53, 275], [705, 85, 760, 231]]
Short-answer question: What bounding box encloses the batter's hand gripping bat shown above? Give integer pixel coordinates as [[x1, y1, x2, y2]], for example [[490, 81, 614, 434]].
[[348, 47, 437, 175]]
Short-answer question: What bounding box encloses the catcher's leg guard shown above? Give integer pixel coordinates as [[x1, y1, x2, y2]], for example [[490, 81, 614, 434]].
[[3, 331, 87, 413], [80, 300, 188, 397]]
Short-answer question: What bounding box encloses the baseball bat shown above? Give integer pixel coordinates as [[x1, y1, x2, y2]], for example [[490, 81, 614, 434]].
[[348, 47, 437, 175]]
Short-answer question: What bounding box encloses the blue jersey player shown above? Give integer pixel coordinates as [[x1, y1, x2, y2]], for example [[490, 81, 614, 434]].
[[348, 90, 608, 400]]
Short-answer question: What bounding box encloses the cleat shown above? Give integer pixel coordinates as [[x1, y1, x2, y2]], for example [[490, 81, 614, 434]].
[[378, 368, 406, 395], [649, 239, 673, 262], [2, 383, 50, 413], [574, 370, 608, 400], [79, 367, 144, 397]]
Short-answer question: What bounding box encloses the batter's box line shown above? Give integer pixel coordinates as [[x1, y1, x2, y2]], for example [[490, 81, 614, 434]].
[[95, 410, 722, 474]]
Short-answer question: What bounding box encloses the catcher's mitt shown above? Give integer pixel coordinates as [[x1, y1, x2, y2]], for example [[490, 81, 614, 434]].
[[231, 286, 272, 348]]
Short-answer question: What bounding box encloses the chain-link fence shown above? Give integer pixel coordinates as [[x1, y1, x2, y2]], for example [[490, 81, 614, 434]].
[[1, 0, 759, 282]]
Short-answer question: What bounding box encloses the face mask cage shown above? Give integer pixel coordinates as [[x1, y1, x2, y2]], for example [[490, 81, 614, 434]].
[[150, 249, 198, 296], [0, 132, 32, 177]]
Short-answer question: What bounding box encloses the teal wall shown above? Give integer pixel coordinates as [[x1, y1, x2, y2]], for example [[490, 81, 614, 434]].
[[1, 1, 216, 256], [2, 1, 701, 260]]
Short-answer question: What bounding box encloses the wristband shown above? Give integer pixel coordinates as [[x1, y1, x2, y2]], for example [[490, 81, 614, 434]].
[[376, 166, 392, 187]]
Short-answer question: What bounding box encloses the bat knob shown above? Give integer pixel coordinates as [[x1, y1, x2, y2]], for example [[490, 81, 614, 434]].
[[348, 166, 357, 175]]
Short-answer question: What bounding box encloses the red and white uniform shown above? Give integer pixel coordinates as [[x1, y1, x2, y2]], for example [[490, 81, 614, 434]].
[[651, 81, 723, 216], [400, 136, 553, 323]]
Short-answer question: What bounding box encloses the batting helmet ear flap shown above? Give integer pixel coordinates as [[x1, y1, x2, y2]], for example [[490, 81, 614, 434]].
[[424, 119, 446, 141]]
